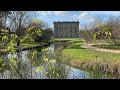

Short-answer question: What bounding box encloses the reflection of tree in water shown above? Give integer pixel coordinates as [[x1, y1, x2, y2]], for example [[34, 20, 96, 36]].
[[26, 48, 42, 66], [54, 42, 70, 52]]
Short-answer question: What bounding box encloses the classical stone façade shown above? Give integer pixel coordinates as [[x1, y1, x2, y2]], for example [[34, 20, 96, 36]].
[[53, 21, 80, 38]]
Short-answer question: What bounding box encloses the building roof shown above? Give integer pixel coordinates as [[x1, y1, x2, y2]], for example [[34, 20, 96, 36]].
[[54, 21, 79, 23]]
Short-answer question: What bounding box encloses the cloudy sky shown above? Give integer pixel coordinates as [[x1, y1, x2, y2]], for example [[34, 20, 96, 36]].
[[37, 11, 120, 29]]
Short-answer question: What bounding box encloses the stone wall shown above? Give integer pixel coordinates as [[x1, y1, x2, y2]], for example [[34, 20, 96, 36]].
[[53, 21, 80, 38]]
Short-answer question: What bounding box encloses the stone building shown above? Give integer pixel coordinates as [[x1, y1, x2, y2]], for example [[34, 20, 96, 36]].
[[53, 21, 80, 38]]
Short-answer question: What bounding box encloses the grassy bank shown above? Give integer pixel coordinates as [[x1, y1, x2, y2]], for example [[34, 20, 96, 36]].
[[53, 38, 120, 78], [92, 44, 120, 50], [0, 42, 51, 54], [53, 38, 84, 42], [53, 38, 120, 62], [63, 40, 120, 62]]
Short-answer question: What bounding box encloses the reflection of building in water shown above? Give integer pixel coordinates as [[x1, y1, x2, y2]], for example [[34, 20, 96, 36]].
[[48, 44, 54, 54], [53, 21, 80, 38]]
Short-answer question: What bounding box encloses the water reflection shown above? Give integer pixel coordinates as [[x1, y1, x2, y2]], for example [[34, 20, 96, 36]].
[[67, 66, 90, 79], [48, 43, 90, 79], [48, 44, 54, 54], [0, 42, 90, 79]]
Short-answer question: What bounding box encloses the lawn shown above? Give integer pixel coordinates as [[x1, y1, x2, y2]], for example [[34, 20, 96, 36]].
[[92, 44, 120, 50], [55, 38, 120, 78], [61, 38, 120, 62], [53, 38, 84, 42]]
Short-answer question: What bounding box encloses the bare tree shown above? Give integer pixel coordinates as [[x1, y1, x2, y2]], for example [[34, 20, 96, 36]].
[[7, 11, 37, 35], [0, 11, 11, 29], [80, 16, 105, 43], [105, 16, 120, 44], [6, 11, 38, 46]]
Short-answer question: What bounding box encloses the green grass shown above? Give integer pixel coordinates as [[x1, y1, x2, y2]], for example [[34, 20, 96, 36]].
[[0, 42, 45, 53], [53, 38, 84, 42], [0, 42, 2, 44], [62, 39, 120, 62], [92, 44, 120, 50], [54, 38, 120, 78], [53, 38, 81, 40], [21, 43, 42, 48]]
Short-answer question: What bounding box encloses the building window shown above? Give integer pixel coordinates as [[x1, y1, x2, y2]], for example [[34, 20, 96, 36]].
[[54, 27, 58, 33], [60, 31, 63, 33], [60, 35, 63, 38], [55, 30, 57, 33], [74, 27, 78, 33], [60, 27, 63, 31], [70, 30, 72, 33], [74, 30, 77, 33], [65, 30, 67, 33], [70, 35, 72, 38], [65, 27, 67, 30], [57, 27, 60, 33], [69, 27, 72, 33]]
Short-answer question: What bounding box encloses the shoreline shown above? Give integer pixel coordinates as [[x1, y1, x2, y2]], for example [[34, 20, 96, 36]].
[[0, 42, 53, 55], [68, 60, 120, 78]]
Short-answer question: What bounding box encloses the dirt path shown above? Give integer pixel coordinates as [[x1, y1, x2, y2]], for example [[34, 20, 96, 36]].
[[81, 44, 120, 53]]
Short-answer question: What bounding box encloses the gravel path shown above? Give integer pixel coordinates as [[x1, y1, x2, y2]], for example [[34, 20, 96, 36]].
[[81, 44, 120, 53]]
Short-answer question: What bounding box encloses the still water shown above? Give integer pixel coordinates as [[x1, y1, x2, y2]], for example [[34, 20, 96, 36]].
[[0, 42, 90, 79]]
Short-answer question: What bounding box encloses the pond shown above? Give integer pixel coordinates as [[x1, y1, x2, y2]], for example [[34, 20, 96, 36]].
[[0, 42, 90, 79]]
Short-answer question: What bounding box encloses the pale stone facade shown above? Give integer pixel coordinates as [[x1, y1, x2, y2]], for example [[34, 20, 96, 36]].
[[53, 21, 80, 38]]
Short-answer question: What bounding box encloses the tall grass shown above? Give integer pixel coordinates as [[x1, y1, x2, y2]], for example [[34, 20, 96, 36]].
[[61, 39, 120, 79], [40, 46, 71, 79]]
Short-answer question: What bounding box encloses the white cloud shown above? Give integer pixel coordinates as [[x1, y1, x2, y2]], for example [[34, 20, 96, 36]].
[[38, 11, 68, 16], [79, 11, 120, 16], [38, 11, 51, 15], [94, 11, 120, 16], [73, 12, 96, 22], [53, 11, 68, 16]]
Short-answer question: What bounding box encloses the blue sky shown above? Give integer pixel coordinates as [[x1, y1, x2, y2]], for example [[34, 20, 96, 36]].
[[37, 11, 120, 29]]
